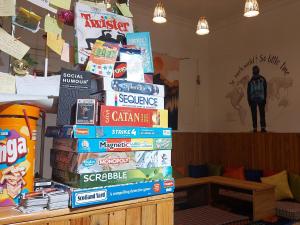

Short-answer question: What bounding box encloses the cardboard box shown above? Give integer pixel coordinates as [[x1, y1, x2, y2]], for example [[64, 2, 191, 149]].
[[50, 149, 172, 174], [126, 32, 154, 74], [99, 106, 168, 128], [75, 99, 99, 125], [54, 179, 175, 208], [53, 138, 172, 152], [93, 78, 164, 97], [100, 91, 164, 110], [57, 69, 92, 126], [46, 125, 172, 139], [52, 166, 173, 188]]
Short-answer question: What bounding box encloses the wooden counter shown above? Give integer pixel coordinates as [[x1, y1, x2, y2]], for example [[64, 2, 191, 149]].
[[0, 194, 174, 225]]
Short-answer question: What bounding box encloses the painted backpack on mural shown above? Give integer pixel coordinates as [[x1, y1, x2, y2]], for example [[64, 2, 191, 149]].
[[248, 76, 266, 102]]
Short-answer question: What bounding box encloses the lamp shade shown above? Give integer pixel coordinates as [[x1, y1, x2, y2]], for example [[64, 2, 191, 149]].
[[153, 2, 167, 24], [196, 17, 209, 35], [244, 0, 259, 17]]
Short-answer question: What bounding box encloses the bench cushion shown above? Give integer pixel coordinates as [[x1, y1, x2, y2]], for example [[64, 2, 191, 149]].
[[175, 206, 249, 225], [276, 201, 300, 221]]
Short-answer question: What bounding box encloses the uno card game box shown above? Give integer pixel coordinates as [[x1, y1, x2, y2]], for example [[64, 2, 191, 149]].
[[50, 149, 172, 174], [54, 179, 174, 208], [52, 166, 173, 188], [46, 125, 172, 139], [53, 138, 172, 153]]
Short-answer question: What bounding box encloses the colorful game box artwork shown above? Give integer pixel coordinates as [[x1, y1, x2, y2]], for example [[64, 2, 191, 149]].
[[86, 40, 120, 77], [75, 2, 133, 64], [0, 128, 36, 206]]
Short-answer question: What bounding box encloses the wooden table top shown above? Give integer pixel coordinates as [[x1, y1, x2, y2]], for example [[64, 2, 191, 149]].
[[0, 194, 173, 225], [175, 176, 274, 192]]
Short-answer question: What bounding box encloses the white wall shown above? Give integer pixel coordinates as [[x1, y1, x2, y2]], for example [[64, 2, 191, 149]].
[[207, 0, 300, 132], [131, 4, 210, 132]]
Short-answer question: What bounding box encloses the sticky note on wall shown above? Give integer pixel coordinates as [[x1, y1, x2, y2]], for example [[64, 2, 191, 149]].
[[44, 15, 63, 35], [0, 0, 16, 16], [47, 32, 65, 55], [0, 28, 30, 60], [50, 0, 71, 10]]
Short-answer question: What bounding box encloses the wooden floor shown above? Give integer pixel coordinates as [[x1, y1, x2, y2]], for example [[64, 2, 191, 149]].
[[172, 132, 300, 173]]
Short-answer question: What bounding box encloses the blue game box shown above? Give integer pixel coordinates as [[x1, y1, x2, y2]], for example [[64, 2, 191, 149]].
[[54, 179, 174, 208], [46, 125, 172, 139]]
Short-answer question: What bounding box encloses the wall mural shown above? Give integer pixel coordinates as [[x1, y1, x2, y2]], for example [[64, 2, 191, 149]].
[[153, 53, 180, 130], [226, 54, 293, 126]]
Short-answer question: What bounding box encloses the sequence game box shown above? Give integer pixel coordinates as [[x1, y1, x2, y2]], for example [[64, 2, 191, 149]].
[[99, 91, 164, 110]]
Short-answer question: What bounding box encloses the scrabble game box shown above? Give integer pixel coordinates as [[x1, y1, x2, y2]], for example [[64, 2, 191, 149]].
[[52, 166, 173, 188]]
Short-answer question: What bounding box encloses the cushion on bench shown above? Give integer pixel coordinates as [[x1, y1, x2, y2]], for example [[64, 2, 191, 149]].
[[276, 201, 300, 221], [174, 205, 249, 225]]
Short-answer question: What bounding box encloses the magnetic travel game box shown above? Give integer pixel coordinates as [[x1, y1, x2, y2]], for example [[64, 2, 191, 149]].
[[46, 125, 172, 139], [54, 179, 175, 208], [99, 106, 168, 128], [52, 166, 173, 188], [99, 91, 164, 110], [53, 137, 172, 153], [50, 149, 172, 174]]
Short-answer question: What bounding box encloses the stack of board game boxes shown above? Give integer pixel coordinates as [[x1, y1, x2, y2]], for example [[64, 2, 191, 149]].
[[46, 2, 174, 209]]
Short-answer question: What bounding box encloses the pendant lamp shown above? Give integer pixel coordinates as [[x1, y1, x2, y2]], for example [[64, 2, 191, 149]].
[[153, 2, 167, 24], [196, 17, 209, 35], [244, 0, 259, 17]]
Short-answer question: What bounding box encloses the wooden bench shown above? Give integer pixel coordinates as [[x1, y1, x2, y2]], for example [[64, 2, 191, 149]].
[[175, 176, 276, 221]]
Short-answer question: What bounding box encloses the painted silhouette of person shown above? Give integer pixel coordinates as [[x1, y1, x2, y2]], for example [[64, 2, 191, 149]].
[[247, 65, 267, 132]]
